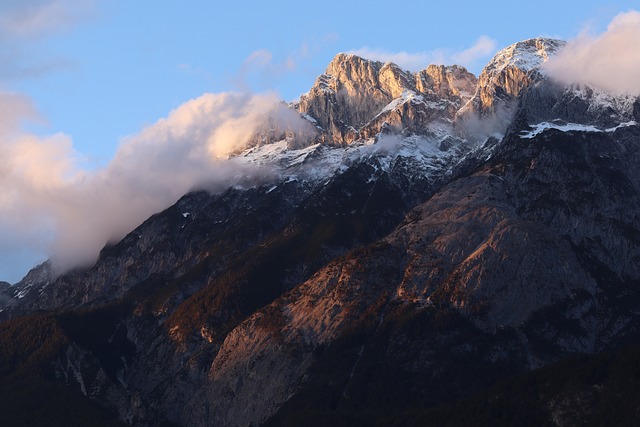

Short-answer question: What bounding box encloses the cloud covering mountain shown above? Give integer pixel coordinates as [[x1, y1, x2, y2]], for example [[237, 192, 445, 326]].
[[544, 10, 640, 95], [0, 92, 309, 279]]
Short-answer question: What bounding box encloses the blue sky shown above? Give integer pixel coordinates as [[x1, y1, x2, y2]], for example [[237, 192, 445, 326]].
[[9, 0, 637, 163], [1, 0, 639, 283]]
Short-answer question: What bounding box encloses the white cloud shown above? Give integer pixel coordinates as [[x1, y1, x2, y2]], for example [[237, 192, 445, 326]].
[[347, 48, 431, 71], [450, 36, 498, 65], [543, 10, 640, 95], [348, 36, 497, 72], [244, 49, 274, 69], [235, 48, 299, 92], [0, 91, 314, 279]]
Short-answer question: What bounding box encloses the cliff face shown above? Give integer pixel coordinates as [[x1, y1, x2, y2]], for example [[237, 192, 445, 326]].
[[455, 38, 566, 137], [295, 54, 476, 143], [294, 38, 565, 145], [2, 37, 640, 426]]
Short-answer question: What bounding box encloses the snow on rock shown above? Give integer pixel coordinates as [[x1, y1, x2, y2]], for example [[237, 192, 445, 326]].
[[296, 52, 476, 144], [234, 126, 474, 195], [606, 121, 638, 132], [488, 38, 564, 74], [568, 85, 637, 117], [14, 282, 34, 299], [520, 121, 638, 139], [457, 38, 566, 132]]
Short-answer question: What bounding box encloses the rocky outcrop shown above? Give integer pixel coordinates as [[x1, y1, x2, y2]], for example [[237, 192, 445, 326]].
[[456, 38, 565, 137], [295, 54, 477, 143], [514, 79, 639, 130], [296, 39, 565, 145]]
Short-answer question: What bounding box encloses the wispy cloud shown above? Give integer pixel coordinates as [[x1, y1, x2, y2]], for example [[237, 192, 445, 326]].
[[0, 0, 96, 81], [450, 36, 497, 65], [348, 36, 497, 72], [543, 10, 640, 95], [0, 0, 97, 40], [234, 48, 298, 92], [234, 34, 340, 95]]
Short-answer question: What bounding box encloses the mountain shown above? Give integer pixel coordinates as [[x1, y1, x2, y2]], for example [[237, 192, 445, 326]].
[[454, 37, 566, 138], [1, 38, 640, 426], [295, 53, 477, 143]]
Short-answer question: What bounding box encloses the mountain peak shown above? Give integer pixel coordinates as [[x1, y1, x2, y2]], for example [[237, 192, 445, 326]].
[[326, 52, 385, 74], [455, 38, 566, 134], [324, 52, 411, 96], [297, 51, 477, 144], [305, 39, 570, 143], [487, 36, 564, 76], [487, 37, 565, 74]]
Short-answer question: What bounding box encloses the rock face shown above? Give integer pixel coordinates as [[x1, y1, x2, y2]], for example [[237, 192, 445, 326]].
[[2, 37, 640, 426], [295, 53, 477, 143], [515, 79, 639, 130], [456, 38, 565, 137], [294, 38, 565, 145]]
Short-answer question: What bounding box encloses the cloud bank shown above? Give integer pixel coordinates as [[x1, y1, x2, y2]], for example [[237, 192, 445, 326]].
[[348, 36, 497, 72], [544, 10, 640, 95], [0, 92, 313, 280]]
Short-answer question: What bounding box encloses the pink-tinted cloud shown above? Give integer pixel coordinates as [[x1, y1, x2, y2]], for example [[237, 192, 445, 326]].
[[544, 10, 640, 95], [0, 91, 313, 278]]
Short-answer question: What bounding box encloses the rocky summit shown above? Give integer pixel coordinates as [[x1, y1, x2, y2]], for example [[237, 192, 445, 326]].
[[1, 38, 640, 426]]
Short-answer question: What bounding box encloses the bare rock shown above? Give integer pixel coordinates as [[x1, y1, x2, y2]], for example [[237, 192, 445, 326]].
[[296, 53, 477, 143]]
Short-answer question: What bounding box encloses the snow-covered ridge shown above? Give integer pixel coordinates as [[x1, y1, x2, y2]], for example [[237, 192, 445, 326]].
[[377, 89, 447, 117], [235, 131, 470, 186], [456, 38, 566, 126], [520, 121, 638, 139], [486, 38, 565, 74], [568, 85, 638, 117]]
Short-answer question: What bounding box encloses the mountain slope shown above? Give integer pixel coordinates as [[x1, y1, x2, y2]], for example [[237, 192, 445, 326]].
[[207, 121, 640, 426]]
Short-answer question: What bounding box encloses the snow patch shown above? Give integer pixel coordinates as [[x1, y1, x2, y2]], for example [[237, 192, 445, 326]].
[[521, 120, 638, 139], [488, 39, 564, 75], [521, 122, 602, 139], [232, 123, 481, 200], [568, 86, 637, 117], [14, 282, 34, 299], [302, 113, 317, 124], [380, 90, 421, 114], [606, 121, 637, 132], [376, 90, 446, 119]]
